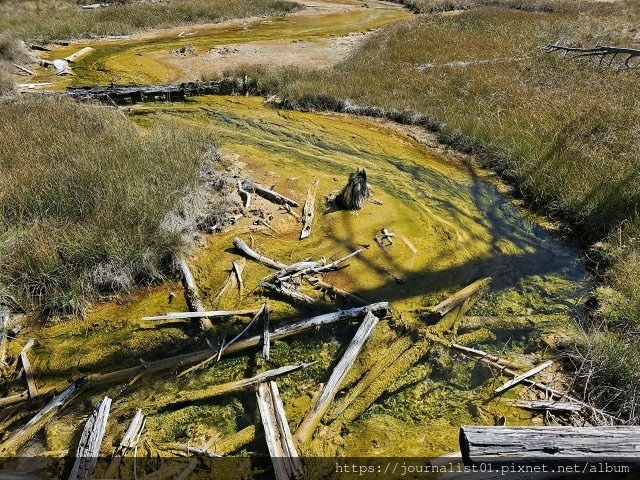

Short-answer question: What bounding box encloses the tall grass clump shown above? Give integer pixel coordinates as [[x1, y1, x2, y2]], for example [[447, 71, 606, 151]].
[[0, 0, 300, 43], [0, 95, 211, 315]]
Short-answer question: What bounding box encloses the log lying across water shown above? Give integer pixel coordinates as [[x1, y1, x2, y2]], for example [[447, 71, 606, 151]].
[[431, 278, 492, 317], [66, 79, 249, 104], [300, 179, 319, 239], [69, 396, 112, 480], [242, 181, 299, 208], [460, 425, 640, 466], [295, 310, 379, 445], [176, 255, 212, 331], [257, 381, 303, 480]]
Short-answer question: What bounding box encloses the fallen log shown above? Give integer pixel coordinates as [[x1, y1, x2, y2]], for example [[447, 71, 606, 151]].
[[102, 409, 146, 479], [242, 181, 299, 207], [295, 311, 379, 444], [276, 249, 365, 284], [233, 237, 287, 270], [176, 254, 212, 331], [81, 3, 109, 9], [52, 59, 71, 75], [67, 80, 246, 104], [142, 309, 257, 321], [13, 304, 386, 399], [511, 400, 582, 412], [257, 381, 303, 480], [12, 63, 35, 75], [545, 43, 640, 68], [69, 396, 112, 480], [160, 363, 314, 409], [0, 380, 82, 455], [431, 278, 492, 317], [263, 302, 271, 361], [460, 425, 640, 465], [300, 179, 319, 240], [64, 47, 94, 63], [494, 360, 553, 395], [19, 340, 38, 399], [232, 259, 245, 297], [262, 282, 317, 304], [175, 458, 198, 480]]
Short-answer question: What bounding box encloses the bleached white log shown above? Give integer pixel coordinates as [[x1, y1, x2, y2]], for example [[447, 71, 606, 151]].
[[68, 396, 112, 480]]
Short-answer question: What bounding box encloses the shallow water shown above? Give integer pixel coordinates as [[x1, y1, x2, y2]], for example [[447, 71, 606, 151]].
[[2, 1, 592, 476]]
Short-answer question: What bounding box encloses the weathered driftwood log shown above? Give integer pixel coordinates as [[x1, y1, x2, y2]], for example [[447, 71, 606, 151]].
[[64, 47, 94, 63], [263, 302, 271, 361], [494, 360, 553, 395], [66, 80, 247, 104], [19, 340, 38, 399], [176, 254, 212, 331], [335, 169, 370, 210], [276, 249, 365, 283], [161, 363, 313, 409], [262, 282, 317, 304], [300, 179, 319, 239], [242, 180, 299, 207], [460, 425, 640, 465], [326, 335, 414, 422], [257, 381, 303, 480], [69, 396, 112, 480], [545, 43, 640, 68], [142, 309, 257, 321], [12, 63, 35, 75], [295, 311, 379, 445], [511, 400, 582, 412], [175, 458, 198, 480], [232, 259, 245, 297], [213, 259, 245, 301], [233, 237, 287, 269], [102, 409, 146, 479], [0, 380, 81, 455], [431, 278, 492, 317]]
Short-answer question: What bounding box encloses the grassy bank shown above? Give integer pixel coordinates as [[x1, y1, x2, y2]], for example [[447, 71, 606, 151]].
[[0, 0, 300, 43], [230, 5, 640, 421], [0, 95, 215, 315]]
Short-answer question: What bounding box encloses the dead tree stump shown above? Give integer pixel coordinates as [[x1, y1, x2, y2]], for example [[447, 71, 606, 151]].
[[335, 169, 370, 210]]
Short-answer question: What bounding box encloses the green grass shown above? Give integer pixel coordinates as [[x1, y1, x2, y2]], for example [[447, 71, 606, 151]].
[[0, 0, 300, 43], [227, 5, 640, 421], [0, 95, 213, 315]]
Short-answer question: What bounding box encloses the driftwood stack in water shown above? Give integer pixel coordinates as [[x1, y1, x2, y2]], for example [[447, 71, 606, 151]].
[[335, 169, 370, 210]]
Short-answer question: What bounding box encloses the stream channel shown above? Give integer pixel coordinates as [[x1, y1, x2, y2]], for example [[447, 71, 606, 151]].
[[3, 0, 590, 478]]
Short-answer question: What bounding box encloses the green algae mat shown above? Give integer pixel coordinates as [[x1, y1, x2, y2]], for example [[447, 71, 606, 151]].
[[0, 95, 590, 478]]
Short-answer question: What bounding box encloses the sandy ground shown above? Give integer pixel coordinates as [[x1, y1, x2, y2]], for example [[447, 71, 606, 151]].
[[166, 30, 372, 78]]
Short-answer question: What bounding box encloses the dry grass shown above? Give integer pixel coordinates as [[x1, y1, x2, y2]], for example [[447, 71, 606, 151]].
[[0, 0, 300, 43], [232, 5, 640, 420], [0, 95, 215, 315]]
